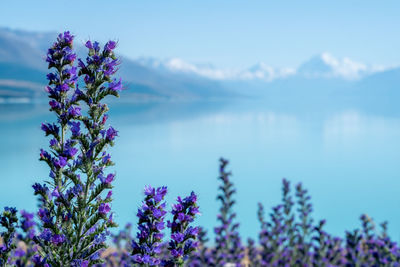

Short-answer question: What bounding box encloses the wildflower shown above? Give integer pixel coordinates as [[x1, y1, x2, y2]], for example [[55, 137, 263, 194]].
[[104, 40, 117, 53], [69, 121, 80, 136], [109, 78, 122, 91], [166, 192, 200, 266], [131, 186, 168, 266], [0, 207, 18, 264], [67, 105, 81, 117], [99, 203, 111, 215], [106, 126, 118, 141], [31, 31, 122, 265], [51, 234, 65, 246], [213, 158, 244, 265]]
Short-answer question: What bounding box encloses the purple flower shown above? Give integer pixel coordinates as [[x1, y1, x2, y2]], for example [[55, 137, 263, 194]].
[[51, 234, 65, 246], [106, 126, 118, 141], [32, 254, 48, 266], [102, 153, 111, 164], [64, 146, 78, 158], [167, 191, 200, 264], [47, 72, 58, 83], [103, 59, 119, 76], [41, 123, 59, 137], [38, 208, 53, 225], [78, 58, 86, 69], [58, 83, 70, 92], [100, 173, 115, 185], [172, 233, 185, 243], [13, 248, 26, 257], [39, 149, 51, 161], [51, 187, 61, 198], [53, 156, 67, 168], [32, 183, 49, 195], [20, 210, 35, 234], [104, 40, 117, 52], [69, 121, 81, 136], [131, 186, 168, 265], [49, 100, 62, 110], [59, 31, 74, 45], [72, 259, 89, 267], [99, 203, 111, 215], [171, 248, 184, 258], [155, 186, 168, 202], [68, 105, 81, 117], [39, 228, 52, 242], [85, 40, 93, 50], [109, 78, 122, 91], [101, 114, 109, 125], [153, 208, 164, 219], [93, 41, 100, 52], [65, 52, 77, 64]]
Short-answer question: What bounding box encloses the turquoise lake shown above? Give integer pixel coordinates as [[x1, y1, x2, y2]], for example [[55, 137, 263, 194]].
[[0, 97, 399, 241]]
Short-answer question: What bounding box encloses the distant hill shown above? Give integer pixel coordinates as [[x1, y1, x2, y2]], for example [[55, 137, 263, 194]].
[[0, 27, 398, 104], [0, 27, 229, 102]]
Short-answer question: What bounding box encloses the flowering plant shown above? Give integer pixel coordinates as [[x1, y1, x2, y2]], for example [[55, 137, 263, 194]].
[[212, 158, 244, 266], [32, 31, 121, 266], [131, 186, 200, 267], [0, 207, 18, 266], [166, 191, 200, 266]]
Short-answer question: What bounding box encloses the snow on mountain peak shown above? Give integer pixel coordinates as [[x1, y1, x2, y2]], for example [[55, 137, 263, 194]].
[[298, 52, 369, 80], [136, 53, 387, 82]]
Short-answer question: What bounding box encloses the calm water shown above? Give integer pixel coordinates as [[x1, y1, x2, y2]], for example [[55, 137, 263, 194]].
[[1, 97, 399, 241]]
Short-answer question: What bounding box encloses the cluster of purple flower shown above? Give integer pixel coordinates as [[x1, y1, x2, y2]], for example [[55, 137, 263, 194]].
[[3, 151, 400, 266], [130, 186, 200, 267], [27, 31, 121, 266], [0, 207, 18, 266], [131, 186, 168, 266], [166, 191, 200, 266], [184, 160, 400, 267]]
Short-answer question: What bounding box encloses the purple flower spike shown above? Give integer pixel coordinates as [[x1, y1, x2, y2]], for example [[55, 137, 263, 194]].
[[131, 185, 168, 266], [0, 207, 18, 264], [166, 191, 200, 266], [213, 158, 244, 265], [31, 31, 122, 266]]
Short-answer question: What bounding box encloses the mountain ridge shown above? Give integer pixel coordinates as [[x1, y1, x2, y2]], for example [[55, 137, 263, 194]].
[[0, 27, 398, 103]]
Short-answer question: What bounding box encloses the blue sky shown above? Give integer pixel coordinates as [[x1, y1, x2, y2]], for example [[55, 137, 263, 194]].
[[1, 0, 399, 68]]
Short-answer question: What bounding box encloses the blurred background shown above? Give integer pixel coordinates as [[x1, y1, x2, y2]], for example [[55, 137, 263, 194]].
[[0, 0, 399, 241]]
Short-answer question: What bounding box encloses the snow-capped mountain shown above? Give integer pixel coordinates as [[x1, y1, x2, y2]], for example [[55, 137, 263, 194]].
[[0, 26, 399, 102], [297, 52, 380, 80], [137, 53, 389, 82], [136, 58, 296, 81]]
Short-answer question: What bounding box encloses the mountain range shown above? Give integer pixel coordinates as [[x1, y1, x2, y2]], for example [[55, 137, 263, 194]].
[[0, 27, 399, 103]]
